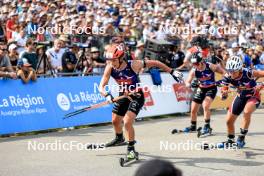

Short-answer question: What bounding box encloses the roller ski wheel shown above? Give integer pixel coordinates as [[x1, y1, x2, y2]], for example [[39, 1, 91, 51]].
[[119, 151, 139, 167], [171, 129, 183, 134], [197, 127, 213, 138]]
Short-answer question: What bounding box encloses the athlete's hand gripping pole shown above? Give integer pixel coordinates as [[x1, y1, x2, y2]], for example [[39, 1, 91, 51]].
[[170, 69, 184, 83]]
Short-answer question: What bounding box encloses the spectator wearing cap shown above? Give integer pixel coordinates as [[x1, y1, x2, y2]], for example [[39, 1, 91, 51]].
[[16, 58, 37, 84], [46, 39, 65, 73], [20, 38, 38, 70], [228, 42, 241, 56], [90, 47, 106, 74], [134, 41, 145, 60], [134, 159, 182, 176], [61, 48, 78, 75], [0, 43, 17, 79], [6, 12, 18, 41], [7, 43, 19, 67], [59, 35, 70, 52]]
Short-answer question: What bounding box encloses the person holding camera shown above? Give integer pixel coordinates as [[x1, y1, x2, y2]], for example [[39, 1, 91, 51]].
[[61, 49, 78, 75]]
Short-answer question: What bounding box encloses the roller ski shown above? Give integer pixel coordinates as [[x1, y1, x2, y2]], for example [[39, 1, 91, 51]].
[[201, 139, 239, 150], [197, 125, 213, 138], [87, 136, 127, 150], [171, 126, 197, 134], [119, 150, 139, 167]]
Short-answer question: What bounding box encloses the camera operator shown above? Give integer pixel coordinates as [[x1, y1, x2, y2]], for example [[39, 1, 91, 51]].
[[0, 43, 17, 79], [46, 39, 65, 73], [91, 47, 106, 75], [61, 47, 78, 75]]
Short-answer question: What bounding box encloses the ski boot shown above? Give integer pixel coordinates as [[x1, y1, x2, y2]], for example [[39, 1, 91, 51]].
[[197, 125, 213, 138], [105, 136, 126, 147], [236, 135, 246, 148]]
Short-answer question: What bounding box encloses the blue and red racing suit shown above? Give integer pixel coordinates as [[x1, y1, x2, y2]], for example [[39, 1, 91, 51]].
[[192, 62, 217, 104], [110, 61, 145, 116], [219, 68, 261, 116]]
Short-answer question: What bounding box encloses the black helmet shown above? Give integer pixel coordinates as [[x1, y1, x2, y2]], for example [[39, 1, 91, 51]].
[[190, 52, 203, 64], [190, 35, 208, 49]]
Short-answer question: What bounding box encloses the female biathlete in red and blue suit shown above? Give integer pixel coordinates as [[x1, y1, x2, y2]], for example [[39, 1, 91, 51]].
[[99, 43, 183, 159], [218, 56, 264, 148]]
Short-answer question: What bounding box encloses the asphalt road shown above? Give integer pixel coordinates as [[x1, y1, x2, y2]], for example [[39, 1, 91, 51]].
[[1, 109, 264, 176]]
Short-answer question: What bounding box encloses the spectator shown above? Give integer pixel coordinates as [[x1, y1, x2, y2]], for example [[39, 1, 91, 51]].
[[7, 43, 19, 67], [169, 45, 185, 69], [20, 38, 38, 70], [6, 12, 18, 41], [0, 19, 5, 42], [134, 159, 182, 176], [61, 49, 78, 74], [254, 45, 264, 70], [134, 41, 145, 60], [0, 43, 17, 79], [46, 39, 65, 73], [16, 58, 37, 84], [14, 26, 27, 55], [90, 47, 106, 74]]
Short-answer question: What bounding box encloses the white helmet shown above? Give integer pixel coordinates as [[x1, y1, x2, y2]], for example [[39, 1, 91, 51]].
[[225, 55, 243, 71]]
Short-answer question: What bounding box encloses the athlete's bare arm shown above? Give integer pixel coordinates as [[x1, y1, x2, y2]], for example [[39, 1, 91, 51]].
[[99, 64, 112, 96], [252, 70, 264, 77]]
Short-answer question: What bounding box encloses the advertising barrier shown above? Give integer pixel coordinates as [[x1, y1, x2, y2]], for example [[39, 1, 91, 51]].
[[0, 73, 191, 135]]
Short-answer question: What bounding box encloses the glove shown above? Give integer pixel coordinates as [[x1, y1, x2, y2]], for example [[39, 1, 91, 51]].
[[170, 69, 183, 83], [105, 93, 114, 103]]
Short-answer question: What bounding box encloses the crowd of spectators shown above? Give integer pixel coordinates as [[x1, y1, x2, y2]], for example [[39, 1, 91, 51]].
[[0, 0, 263, 83]]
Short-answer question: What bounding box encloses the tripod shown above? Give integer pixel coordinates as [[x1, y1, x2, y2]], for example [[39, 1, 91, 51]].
[[74, 47, 87, 73], [36, 46, 55, 77]]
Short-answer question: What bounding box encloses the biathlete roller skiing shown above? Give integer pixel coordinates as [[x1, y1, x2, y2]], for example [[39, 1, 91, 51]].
[[172, 51, 225, 137], [90, 42, 183, 166], [203, 56, 264, 150]]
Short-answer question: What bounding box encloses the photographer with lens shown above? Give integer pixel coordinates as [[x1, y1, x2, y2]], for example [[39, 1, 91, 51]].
[[61, 47, 78, 75]]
